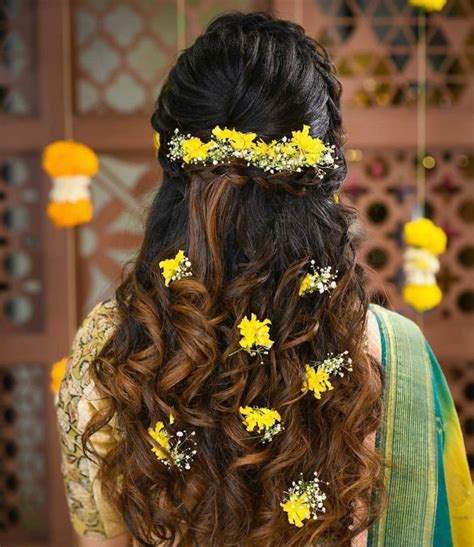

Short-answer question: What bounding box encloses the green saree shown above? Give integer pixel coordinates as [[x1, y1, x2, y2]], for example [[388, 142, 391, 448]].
[[369, 305, 473, 547]]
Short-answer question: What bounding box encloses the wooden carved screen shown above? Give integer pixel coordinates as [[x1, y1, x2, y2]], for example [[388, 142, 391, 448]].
[[0, 1, 472, 546]]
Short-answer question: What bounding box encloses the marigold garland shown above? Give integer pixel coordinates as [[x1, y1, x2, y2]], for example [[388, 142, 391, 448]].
[[408, 0, 447, 11], [402, 218, 447, 313], [42, 140, 99, 228], [50, 357, 68, 394]]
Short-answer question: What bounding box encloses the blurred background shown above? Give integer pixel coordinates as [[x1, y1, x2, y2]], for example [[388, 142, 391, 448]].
[[0, 0, 473, 545]]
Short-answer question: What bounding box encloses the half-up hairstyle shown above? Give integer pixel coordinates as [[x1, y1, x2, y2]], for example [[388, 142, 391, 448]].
[[84, 11, 385, 546]]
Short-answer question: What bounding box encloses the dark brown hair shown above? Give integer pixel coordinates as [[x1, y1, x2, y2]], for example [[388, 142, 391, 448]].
[[84, 12, 384, 546]]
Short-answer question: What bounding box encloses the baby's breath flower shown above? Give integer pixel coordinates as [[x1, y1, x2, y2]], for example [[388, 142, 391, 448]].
[[281, 472, 327, 527], [239, 406, 284, 443], [303, 351, 353, 400], [299, 261, 338, 296], [166, 125, 337, 176], [148, 416, 197, 471], [158, 250, 192, 287]]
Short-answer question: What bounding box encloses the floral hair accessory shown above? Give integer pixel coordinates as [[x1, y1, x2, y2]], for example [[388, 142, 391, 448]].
[[299, 261, 338, 296], [230, 314, 274, 363], [148, 416, 197, 471], [239, 406, 284, 443], [159, 250, 192, 287], [281, 472, 327, 528], [167, 125, 337, 177], [303, 351, 353, 400], [153, 131, 160, 156]]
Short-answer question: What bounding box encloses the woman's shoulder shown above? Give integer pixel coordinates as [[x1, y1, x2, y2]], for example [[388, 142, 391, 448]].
[[369, 303, 425, 350]]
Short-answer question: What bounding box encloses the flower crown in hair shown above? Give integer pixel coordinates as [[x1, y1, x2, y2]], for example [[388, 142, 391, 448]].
[[165, 125, 337, 177]]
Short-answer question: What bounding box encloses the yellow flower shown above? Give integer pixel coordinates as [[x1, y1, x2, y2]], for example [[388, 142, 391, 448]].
[[148, 421, 171, 461], [181, 137, 215, 163], [153, 131, 160, 155], [51, 357, 68, 394], [238, 314, 274, 351], [290, 125, 326, 165], [280, 494, 311, 528], [403, 284, 442, 313], [239, 406, 281, 432], [42, 140, 99, 177], [303, 365, 334, 399], [403, 218, 447, 256], [228, 130, 257, 151], [159, 250, 189, 287], [254, 140, 277, 158], [409, 0, 447, 11], [212, 126, 236, 140], [298, 273, 313, 296]]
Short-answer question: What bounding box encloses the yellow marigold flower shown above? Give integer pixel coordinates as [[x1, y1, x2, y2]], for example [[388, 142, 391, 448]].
[[47, 199, 93, 228], [212, 126, 236, 140], [42, 140, 99, 177], [403, 284, 442, 313], [298, 273, 313, 296], [153, 131, 160, 155], [148, 421, 171, 461], [50, 357, 68, 394], [409, 0, 447, 11], [159, 250, 191, 287], [228, 130, 257, 151], [182, 137, 215, 163], [238, 314, 274, 352], [281, 494, 311, 528], [304, 365, 334, 399], [403, 218, 447, 256], [239, 406, 281, 432]]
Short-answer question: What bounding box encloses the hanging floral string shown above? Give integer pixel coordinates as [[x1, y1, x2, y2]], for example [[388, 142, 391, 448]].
[[402, 218, 447, 312]]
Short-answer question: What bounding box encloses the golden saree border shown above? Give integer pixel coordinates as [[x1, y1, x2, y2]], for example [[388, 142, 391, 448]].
[[370, 306, 438, 546]]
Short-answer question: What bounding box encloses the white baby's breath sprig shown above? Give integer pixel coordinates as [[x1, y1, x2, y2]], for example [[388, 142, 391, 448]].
[[280, 472, 327, 527], [148, 419, 197, 471], [299, 261, 338, 297]]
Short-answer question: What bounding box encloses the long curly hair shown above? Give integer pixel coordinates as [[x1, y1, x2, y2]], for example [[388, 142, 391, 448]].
[[84, 12, 385, 546]]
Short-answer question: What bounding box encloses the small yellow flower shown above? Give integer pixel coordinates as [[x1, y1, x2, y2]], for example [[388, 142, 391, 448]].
[[239, 406, 281, 432], [409, 0, 447, 11], [254, 140, 278, 158], [212, 126, 236, 140], [148, 421, 171, 461], [182, 137, 215, 163], [51, 357, 68, 394], [403, 284, 442, 313], [403, 218, 447, 256], [298, 273, 313, 296], [290, 125, 326, 165], [159, 250, 191, 286], [153, 131, 160, 155], [228, 130, 257, 151], [238, 314, 274, 352], [303, 365, 334, 399], [280, 494, 311, 528]]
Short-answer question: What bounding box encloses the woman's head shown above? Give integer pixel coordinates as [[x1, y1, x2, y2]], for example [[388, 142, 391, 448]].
[[85, 11, 384, 546]]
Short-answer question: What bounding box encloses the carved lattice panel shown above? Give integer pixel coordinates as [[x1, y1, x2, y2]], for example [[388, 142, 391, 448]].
[[0, 0, 38, 115], [78, 154, 159, 314], [0, 364, 49, 539], [344, 148, 474, 324], [0, 154, 46, 332], [73, 0, 263, 115], [302, 0, 474, 109]]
